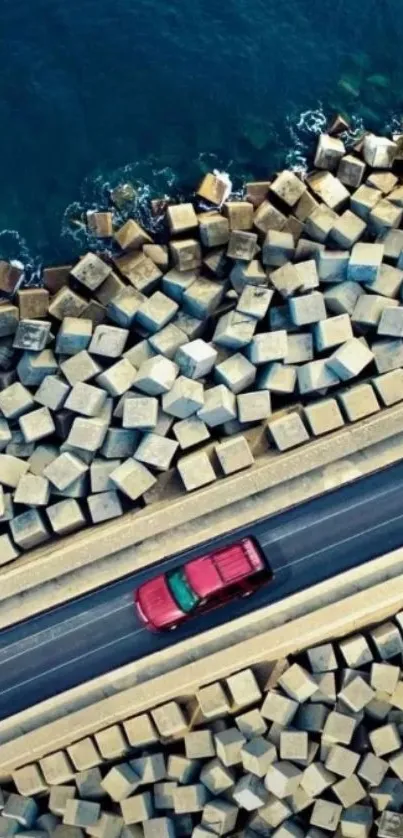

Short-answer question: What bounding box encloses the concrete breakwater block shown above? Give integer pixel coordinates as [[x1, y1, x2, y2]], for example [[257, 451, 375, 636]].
[[0, 123, 403, 557]]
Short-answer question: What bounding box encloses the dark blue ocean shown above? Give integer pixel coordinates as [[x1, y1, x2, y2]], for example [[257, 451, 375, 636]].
[[0, 0, 402, 265]]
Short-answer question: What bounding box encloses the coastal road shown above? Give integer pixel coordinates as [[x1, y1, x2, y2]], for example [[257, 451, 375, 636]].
[[1, 460, 403, 720]]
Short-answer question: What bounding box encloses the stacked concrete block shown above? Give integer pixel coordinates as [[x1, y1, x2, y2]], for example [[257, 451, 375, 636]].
[[1, 134, 403, 559]]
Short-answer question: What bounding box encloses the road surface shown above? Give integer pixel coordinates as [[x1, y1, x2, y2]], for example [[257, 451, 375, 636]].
[[1, 460, 403, 719]]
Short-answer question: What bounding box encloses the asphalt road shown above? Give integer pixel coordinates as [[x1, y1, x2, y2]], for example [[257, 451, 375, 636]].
[[1, 460, 403, 720]]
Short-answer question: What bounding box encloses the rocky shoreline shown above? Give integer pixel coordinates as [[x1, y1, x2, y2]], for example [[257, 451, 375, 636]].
[[0, 118, 403, 556]]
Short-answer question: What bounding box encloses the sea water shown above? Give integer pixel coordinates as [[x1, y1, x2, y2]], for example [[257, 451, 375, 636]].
[[0, 0, 402, 265]]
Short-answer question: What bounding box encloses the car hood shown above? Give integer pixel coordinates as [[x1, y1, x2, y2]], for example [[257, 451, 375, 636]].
[[135, 575, 185, 629]]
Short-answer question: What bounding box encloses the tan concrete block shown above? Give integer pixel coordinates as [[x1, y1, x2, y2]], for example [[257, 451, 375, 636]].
[[197, 682, 231, 719], [12, 764, 48, 796], [49, 787, 76, 816], [40, 751, 75, 785], [71, 253, 111, 290], [49, 287, 87, 320], [114, 219, 151, 250], [47, 499, 86, 536], [18, 289, 49, 320], [120, 793, 153, 824], [123, 713, 159, 748], [19, 407, 55, 443], [10, 508, 49, 549], [152, 701, 188, 738]]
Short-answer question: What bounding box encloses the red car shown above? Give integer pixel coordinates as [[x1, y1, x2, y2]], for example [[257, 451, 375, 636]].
[[134, 537, 270, 631]]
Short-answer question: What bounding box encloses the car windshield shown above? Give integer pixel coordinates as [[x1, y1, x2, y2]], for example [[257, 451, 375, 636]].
[[166, 569, 200, 613]]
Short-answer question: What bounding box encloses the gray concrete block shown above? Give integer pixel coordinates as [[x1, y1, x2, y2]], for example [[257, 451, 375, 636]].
[[14, 473, 50, 506], [372, 338, 403, 373], [87, 491, 123, 523], [215, 435, 254, 475], [378, 306, 403, 337], [175, 340, 217, 380], [183, 278, 223, 318], [358, 752, 388, 786], [307, 643, 337, 673], [177, 450, 216, 491], [339, 633, 373, 667], [348, 243, 384, 283], [89, 325, 128, 358], [63, 801, 100, 829], [13, 319, 51, 351], [2, 795, 38, 827], [310, 799, 342, 832], [370, 621, 403, 659], [314, 314, 353, 351], [257, 363, 296, 395], [314, 133, 345, 170], [56, 317, 92, 355], [323, 710, 356, 744], [241, 736, 277, 776], [270, 263, 303, 298], [215, 353, 256, 393], [134, 355, 179, 396], [369, 723, 401, 756], [0, 453, 29, 487], [280, 731, 308, 762], [66, 417, 108, 452], [339, 676, 375, 711], [60, 350, 102, 386], [289, 292, 327, 326], [236, 286, 273, 320], [297, 360, 339, 394], [137, 292, 179, 333], [123, 396, 158, 430], [263, 231, 295, 267], [197, 385, 236, 426], [325, 745, 360, 778], [46, 498, 86, 535], [19, 406, 55, 442], [324, 281, 364, 317], [337, 383, 380, 422], [237, 390, 271, 422], [71, 253, 111, 290], [326, 338, 373, 381], [65, 383, 107, 418], [130, 754, 166, 785], [332, 775, 366, 808], [101, 764, 141, 802], [364, 263, 403, 298], [200, 758, 235, 795], [284, 333, 313, 364], [294, 259, 320, 292], [95, 359, 137, 397], [10, 508, 49, 549], [162, 376, 204, 418], [35, 375, 70, 411], [134, 433, 178, 471], [17, 349, 58, 387], [246, 331, 287, 365], [233, 773, 268, 811], [0, 533, 19, 565], [370, 198, 402, 236], [173, 415, 210, 449], [304, 205, 338, 243], [201, 799, 238, 834], [49, 787, 76, 816], [44, 452, 88, 491], [213, 311, 256, 350], [264, 761, 302, 798], [143, 819, 175, 838], [317, 250, 349, 284], [267, 412, 310, 451], [303, 399, 344, 436], [332, 211, 366, 250], [120, 792, 154, 824], [261, 691, 298, 725], [110, 458, 156, 500], [271, 170, 306, 206], [173, 785, 207, 814], [337, 154, 366, 189]]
